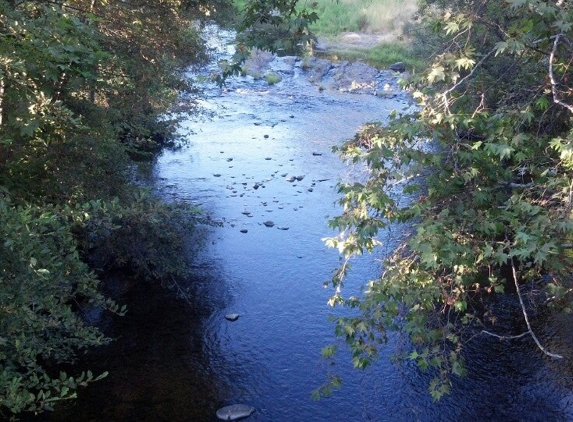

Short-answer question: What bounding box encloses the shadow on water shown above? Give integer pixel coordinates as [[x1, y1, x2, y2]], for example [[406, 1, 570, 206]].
[[33, 264, 229, 422]]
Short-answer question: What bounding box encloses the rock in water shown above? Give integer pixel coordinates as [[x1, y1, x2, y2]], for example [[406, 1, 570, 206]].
[[263, 221, 275, 227], [216, 404, 255, 420], [389, 61, 406, 72], [225, 313, 240, 321]]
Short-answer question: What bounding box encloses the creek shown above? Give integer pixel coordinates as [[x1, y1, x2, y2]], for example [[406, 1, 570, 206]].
[[46, 27, 573, 422]]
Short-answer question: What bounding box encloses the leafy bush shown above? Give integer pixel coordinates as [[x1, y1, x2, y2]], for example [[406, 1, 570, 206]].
[[71, 193, 211, 285], [0, 189, 210, 418], [0, 193, 119, 416]]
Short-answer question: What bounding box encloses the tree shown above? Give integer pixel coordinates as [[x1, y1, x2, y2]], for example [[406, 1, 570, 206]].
[[322, 0, 573, 399]]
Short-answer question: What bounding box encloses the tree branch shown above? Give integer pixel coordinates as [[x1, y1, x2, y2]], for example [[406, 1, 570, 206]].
[[511, 260, 562, 359], [442, 47, 496, 109], [549, 33, 573, 115], [481, 330, 530, 340]]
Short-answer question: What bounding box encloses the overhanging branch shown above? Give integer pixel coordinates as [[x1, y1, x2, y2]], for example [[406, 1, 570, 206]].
[[549, 33, 573, 115], [512, 260, 563, 359]]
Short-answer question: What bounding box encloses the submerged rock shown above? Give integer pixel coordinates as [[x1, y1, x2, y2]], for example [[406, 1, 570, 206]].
[[216, 404, 255, 420], [328, 61, 379, 94], [225, 313, 240, 321], [263, 221, 275, 227]]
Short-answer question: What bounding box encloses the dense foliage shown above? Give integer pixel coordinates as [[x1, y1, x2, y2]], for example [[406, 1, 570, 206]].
[[322, 0, 573, 399], [0, 0, 231, 417]]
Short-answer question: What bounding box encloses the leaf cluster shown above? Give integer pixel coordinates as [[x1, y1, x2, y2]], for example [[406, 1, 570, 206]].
[[322, 0, 573, 400], [0, 193, 117, 416], [213, 0, 318, 82]]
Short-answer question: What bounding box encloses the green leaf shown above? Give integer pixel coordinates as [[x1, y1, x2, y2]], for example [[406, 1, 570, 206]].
[[427, 66, 446, 84]]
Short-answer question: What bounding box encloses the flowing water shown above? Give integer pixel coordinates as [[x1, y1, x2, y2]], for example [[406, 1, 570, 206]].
[[44, 27, 573, 422]]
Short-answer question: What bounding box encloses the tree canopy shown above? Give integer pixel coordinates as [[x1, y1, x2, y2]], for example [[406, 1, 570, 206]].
[[322, 0, 573, 399]]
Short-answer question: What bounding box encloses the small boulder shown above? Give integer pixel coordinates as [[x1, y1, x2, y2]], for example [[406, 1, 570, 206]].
[[389, 62, 406, 72], [263, 221, 275, 227], [216, 404, 255, 420], [225, 313, 240, 321]]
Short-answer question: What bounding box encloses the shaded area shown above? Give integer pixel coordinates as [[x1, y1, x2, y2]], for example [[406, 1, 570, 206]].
[[34, 270, 226, 422]]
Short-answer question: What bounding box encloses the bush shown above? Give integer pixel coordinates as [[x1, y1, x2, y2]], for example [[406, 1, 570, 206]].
[[0, 193, 119, 416]]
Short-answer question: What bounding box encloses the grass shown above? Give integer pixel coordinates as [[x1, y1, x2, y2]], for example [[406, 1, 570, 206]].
[[305, 0, 420, 70], [233, 0, 422, 70], [233, 0, 418, 39], [322, 42, 425, 72]]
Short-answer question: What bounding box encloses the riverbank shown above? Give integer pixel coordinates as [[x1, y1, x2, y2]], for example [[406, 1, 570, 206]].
[[239, 47, 411, 100]]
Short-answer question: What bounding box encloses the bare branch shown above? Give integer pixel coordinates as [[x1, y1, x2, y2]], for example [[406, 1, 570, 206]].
[[481, 330, 530, 340], [549, 33, 573, 114], [511, 260, 563, 359], [0, 78, 4, 126], [169, 275, 191, 305]]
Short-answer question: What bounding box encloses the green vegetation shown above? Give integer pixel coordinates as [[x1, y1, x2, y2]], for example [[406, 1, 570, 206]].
[[304, 0, 420, 69], [265, 73, 283, 85], [307, 0, 417, 36], [321, 42, 425, 72], [320, 0, 573, 400]]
